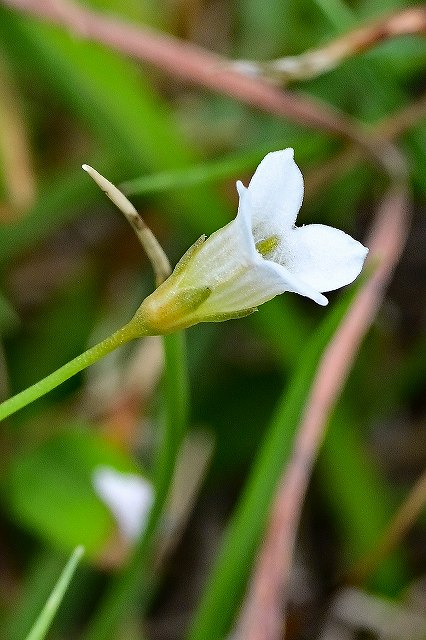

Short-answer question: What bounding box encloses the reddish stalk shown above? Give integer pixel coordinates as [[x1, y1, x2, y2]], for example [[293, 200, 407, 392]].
[[346, 467, 426, 586], [1, 0, 405, 178], [234, 183, 410, 640], [233, 7, 426, 84]]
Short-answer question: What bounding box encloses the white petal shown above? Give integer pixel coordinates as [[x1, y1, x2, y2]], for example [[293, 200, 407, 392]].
[[284, 224, 368, 293], [264, 259, 329, 305], [93, 466, 154, 542], [198, 251, 327, 314], [245, 148, 304, 240], [180, 191, 257, 290]]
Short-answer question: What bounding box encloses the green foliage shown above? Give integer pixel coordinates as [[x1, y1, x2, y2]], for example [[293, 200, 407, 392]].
[[4, 428, 145, 556]]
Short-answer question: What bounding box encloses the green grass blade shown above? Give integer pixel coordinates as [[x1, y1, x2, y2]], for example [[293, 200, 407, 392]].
[[24, 546, 84, 640], [311, 0, 357, 31], [187, 288, 358, 640], [0, 8, 229, 235], [121, 135, 327, 197], [4, 552, 68, 640], [0, 133, 324, 270], [122, 147, 274, 195], [255, 302, 408, 596]]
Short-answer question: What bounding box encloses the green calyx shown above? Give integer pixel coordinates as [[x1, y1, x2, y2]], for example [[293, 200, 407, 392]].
[[201, 307, 258, 323], [173, 235, 207, 276], [174, 286, 212, 313], [134, 283, 212, 333]]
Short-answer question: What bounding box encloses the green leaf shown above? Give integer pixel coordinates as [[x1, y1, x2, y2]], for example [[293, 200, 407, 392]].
[[4, 428, 146, 557]]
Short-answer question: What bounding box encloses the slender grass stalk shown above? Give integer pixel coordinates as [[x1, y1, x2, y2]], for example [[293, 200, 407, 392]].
[[187, 290, 356, 640], [4, 552, 67, 640], [25, 546, 84, 640], [0, 322, 145, 422], [84, 330, 189, 640], [121, 146, 277, 196], [156, 331, 189, 493], [346, 467, 426, 587]]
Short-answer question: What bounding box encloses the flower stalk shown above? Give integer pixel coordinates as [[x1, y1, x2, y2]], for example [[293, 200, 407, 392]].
[[0, 321, 147, 421]]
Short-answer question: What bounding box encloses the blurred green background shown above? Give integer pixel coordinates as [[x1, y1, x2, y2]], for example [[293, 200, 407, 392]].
[[0, 0, 424, 639]]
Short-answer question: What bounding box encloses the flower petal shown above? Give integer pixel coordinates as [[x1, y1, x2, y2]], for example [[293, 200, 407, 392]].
[[284, 224, 368, 293], [93, 466, 154, 542], [264, 259, 329, 305], [179, 186, 257, 290], [198, 250, 327, 314], [245, 148, 303, 240]]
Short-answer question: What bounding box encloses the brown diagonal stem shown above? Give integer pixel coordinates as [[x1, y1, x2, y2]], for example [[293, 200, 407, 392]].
[[305, 93, 426, 199], [345, 468, 426, 587], [0, 0, 406, 178], [232, 7, 426, 84]]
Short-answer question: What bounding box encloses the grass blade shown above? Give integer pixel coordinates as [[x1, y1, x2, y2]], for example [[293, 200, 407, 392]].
[[187, 289, 357, 640], [25, 546, 84, 640]]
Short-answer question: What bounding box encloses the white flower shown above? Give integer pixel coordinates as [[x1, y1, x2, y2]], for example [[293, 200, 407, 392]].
[[136, 149, 368, 333], [93, 466, 154, 542]]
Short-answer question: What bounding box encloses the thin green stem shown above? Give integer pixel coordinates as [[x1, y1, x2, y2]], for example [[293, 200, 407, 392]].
[[156, 331, 189, 495], [84, 331, 189, 640], [25, 546, 84, 640], [0, 322, 144, 421]]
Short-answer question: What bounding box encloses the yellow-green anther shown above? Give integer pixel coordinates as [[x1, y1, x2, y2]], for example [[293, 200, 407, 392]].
[[256, 235, 279, 257]]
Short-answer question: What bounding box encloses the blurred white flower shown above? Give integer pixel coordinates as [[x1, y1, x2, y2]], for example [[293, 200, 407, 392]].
[[137, 149, 368, 333], [93, 466, 154, 542]]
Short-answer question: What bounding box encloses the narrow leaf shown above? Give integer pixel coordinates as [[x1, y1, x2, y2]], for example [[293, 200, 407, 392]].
[[25, 546, 84, 640]]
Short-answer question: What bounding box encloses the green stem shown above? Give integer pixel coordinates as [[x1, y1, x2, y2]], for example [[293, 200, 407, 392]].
[[84, 331, 189, 640], [4, 551, 69, 640], [156, 331, 189, 496], [0, 322, 144, 421], [25, 546, 84, 640]]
